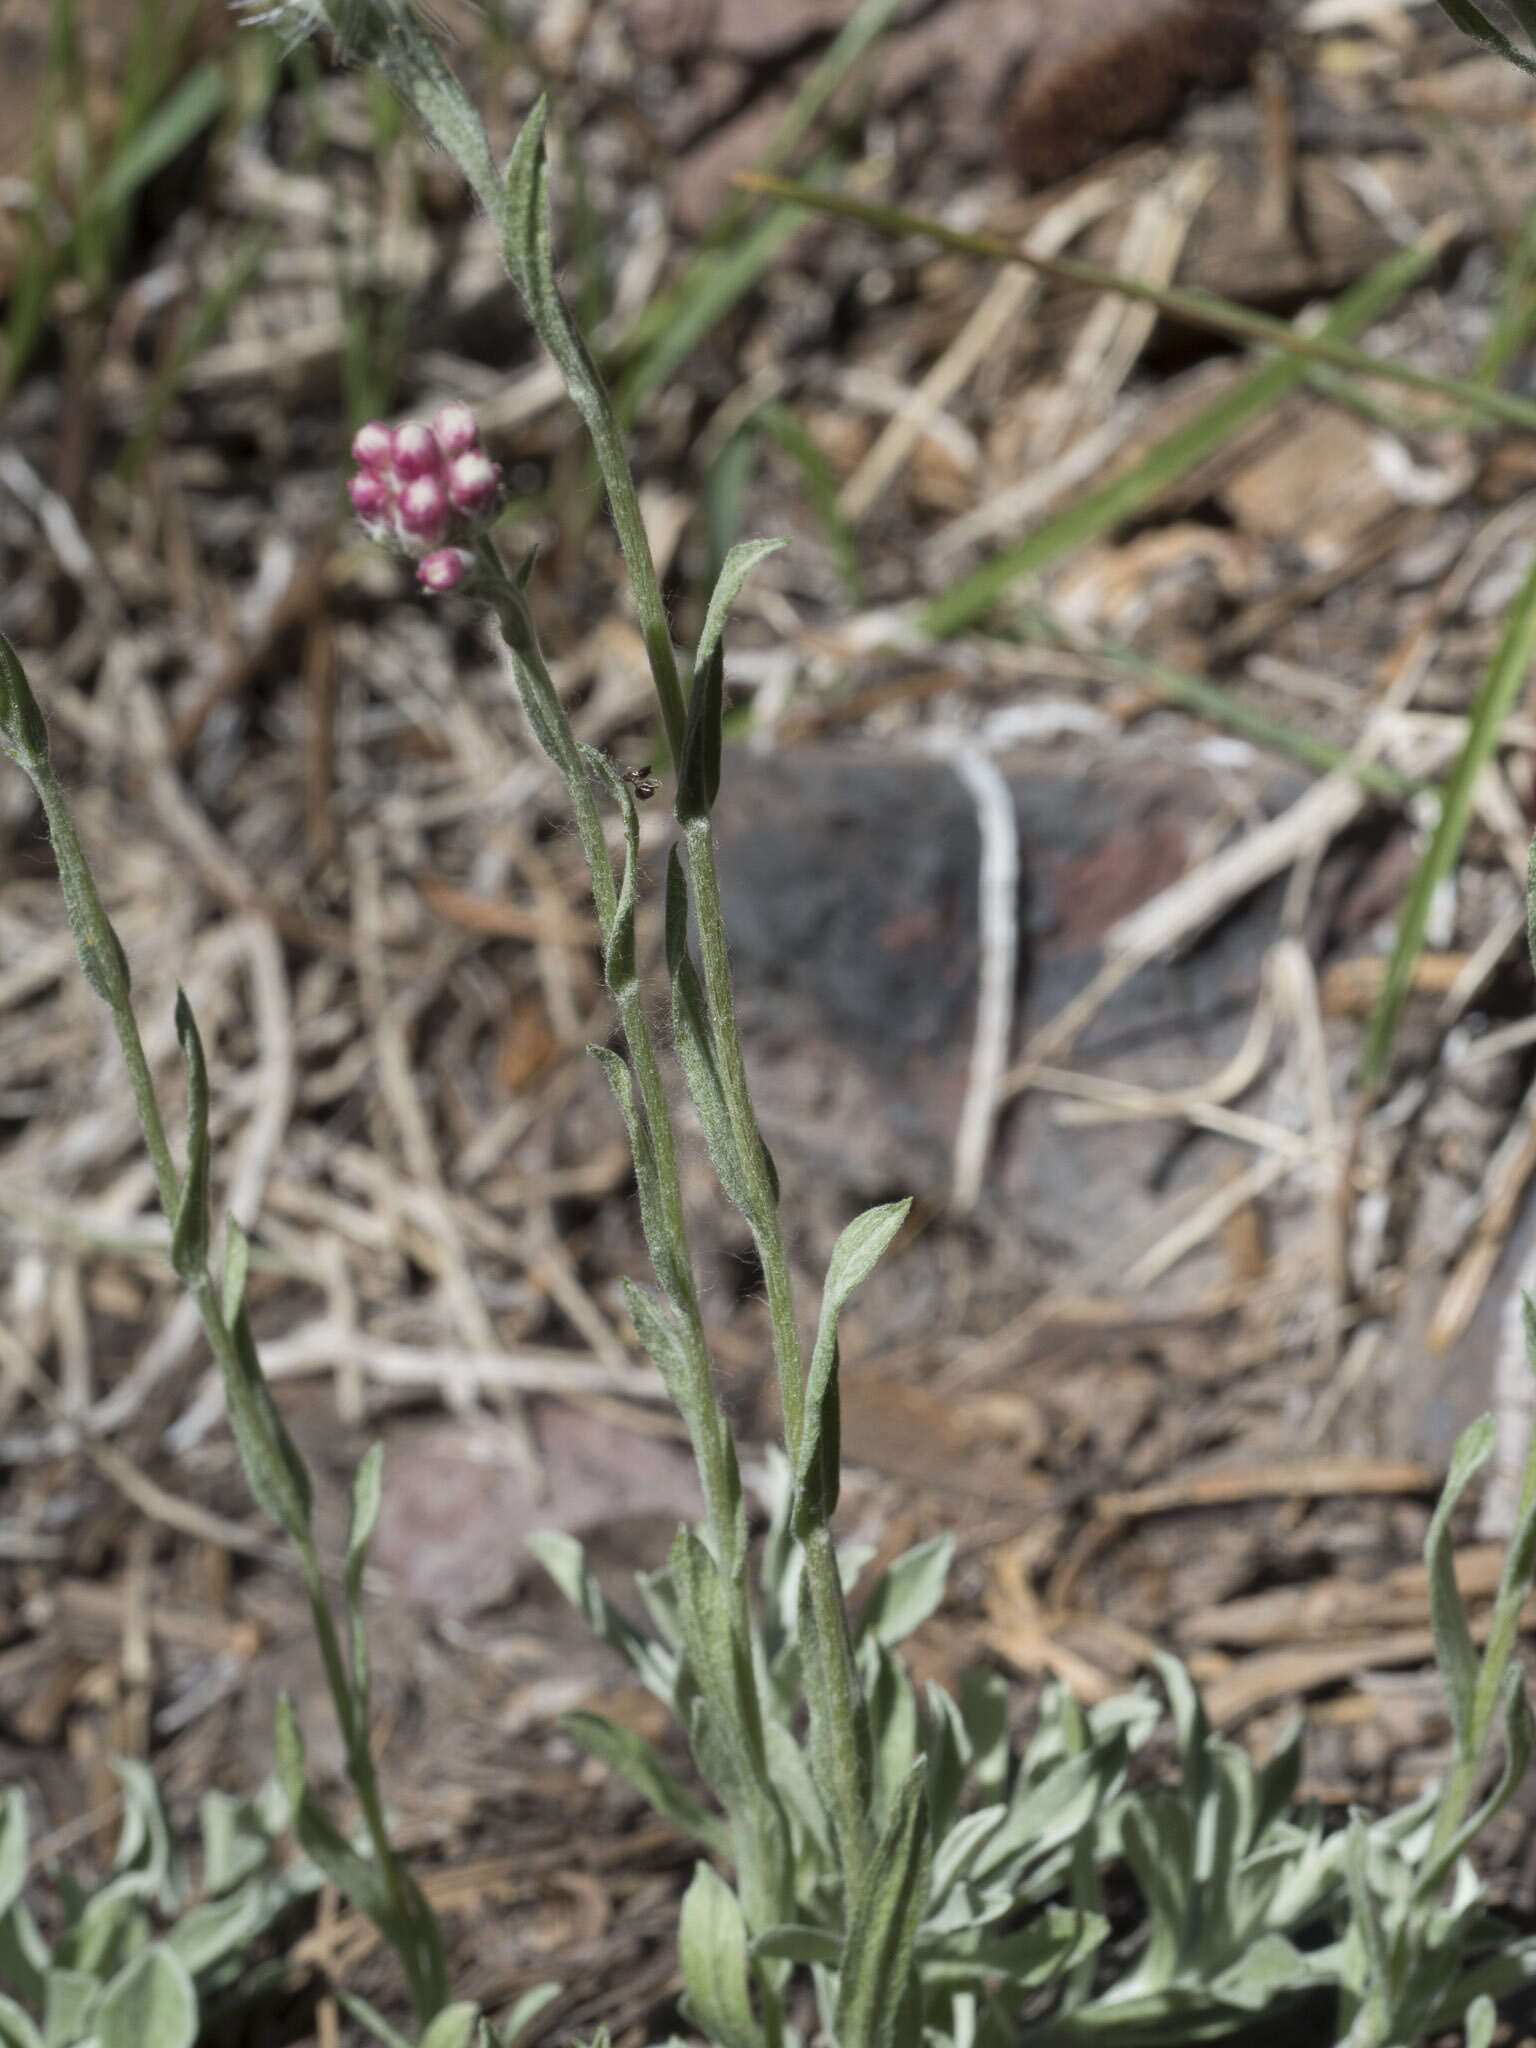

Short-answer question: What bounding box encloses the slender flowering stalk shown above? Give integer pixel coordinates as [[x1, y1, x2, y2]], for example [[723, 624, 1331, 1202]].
[[0, 632, 448, 2024]]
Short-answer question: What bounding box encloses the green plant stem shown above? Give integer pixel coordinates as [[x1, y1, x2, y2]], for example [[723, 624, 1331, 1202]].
[[685, 814, 874, 1890], [477, 552, 749, 1591], [286, 1519, 430, 2014], [587, 411, 689, 769], [29, 776, 180, 1212], [5, 700, 443, 2022]]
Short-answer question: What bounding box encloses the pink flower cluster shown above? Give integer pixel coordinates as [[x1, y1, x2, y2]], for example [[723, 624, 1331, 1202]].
[[348, 402, 504, 593]]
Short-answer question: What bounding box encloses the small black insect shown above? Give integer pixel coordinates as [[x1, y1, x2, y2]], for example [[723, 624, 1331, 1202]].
[[599, 742, 660, 800]]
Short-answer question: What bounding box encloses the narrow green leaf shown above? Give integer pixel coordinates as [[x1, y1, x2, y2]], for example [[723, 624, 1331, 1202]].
[[1466, 1992, 1499, 2048], [1424, 1414, 1497, 1750], [0, 630, 50, 769], [274, 1697, 399, 1942], [676, 540, 785, 823], [525, 1530, 672, 1694], [502, 96, 689, 760], [0, 1902, 49, 2012], [0, 1790, 27, 1920], [917, 1905, 1109, 1990], [29, 766, 132, 1010], [580, 745, 640, 999], [675, 646, 725, 827], [89, 63, 225, 218], [858, 1535, 954, 1649], [757, 401, 861, 600], [671, 1527, 767, 1786], [215, 1290, 313, 1541], [1365, 552, 1536, 1083], [344, 1443, 385, 1726], [679, 1863, 765, 2048], [664, 849, 761, 1221], [750, 1923, 842, 1966], [835, 1762, 931, 2048], [95, 1944, 197, 2048], [739, 175, 1517, 435], [110, 1756, 175, 1896], [379, 23, 499, 216], [620, 204, 810, 422], [163, 1885, 266, 1976], [1030, 612, 1415, 799], [1422, 1665, 1534, 1895], [1432, 0, 1536, 74], [221, 1214, 250, 1329], [865, 1641, 920, 1830], [421, 2005, 484, 2048], [1117, 1798, 1190, 1988], [621, 1280, 697, 1423], [170, 989, 210, 1283], [561, 1709, 731, 1857], [0, 1993, 42, 2048], [590, 1045, 692, 1312], [695, 538, 787, 681], [42, 1969, 99, 2048], [336, 1989, 416, 2048], [496, 1982, 563, 2048], [797, 1200, 911, 1489], [1345, 1815, 1391, 2001]]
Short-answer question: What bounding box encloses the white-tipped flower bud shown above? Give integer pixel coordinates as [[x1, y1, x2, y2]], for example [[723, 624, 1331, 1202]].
[[432, 401, 480, 460], [397, 475, 449, 547], [350, 421, 394, 473], [447, 450, 502, 518], [348, 472, 393, 528], [392, 421, 443, 481], [418, 547, 474, 593]]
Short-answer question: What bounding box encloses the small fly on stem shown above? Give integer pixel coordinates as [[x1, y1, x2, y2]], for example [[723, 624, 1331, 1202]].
[[602, 744, 659, 801]]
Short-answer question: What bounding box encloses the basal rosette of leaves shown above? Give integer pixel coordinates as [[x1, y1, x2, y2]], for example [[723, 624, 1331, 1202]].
[[0, 1766, 310, 2048]]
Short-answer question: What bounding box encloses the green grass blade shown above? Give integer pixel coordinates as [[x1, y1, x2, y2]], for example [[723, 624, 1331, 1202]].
[[1022, 612, 1418, 799], [89, 62, 228, 222], [119, 226, 271, 480], [757, 399, 862, 600], [1478, 203, 1536, 385], [1432, 0, 1536, 76], [616, 0, 904, 373], [1362, 549, 1536, 1085], [914, 230, 1444, 639], [617, 196, 812, 420], [739, 175, 1536, 435]]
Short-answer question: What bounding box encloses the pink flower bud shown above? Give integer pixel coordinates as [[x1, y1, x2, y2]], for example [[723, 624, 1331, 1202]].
[[348, 472, 393, 525], [447, 450, 502, 518], [392, 421, 443, 481], [418, 547, 474, 593], [397, 475, 449, 546], [432, 402, 480, 460], [351, 421, 394, 473]]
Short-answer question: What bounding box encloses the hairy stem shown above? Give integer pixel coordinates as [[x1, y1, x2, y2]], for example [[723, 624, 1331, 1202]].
[[686, 815, 873, 1886]]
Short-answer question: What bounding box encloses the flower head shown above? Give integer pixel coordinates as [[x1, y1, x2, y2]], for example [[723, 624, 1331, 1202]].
[[347, 403, 501, 569]]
